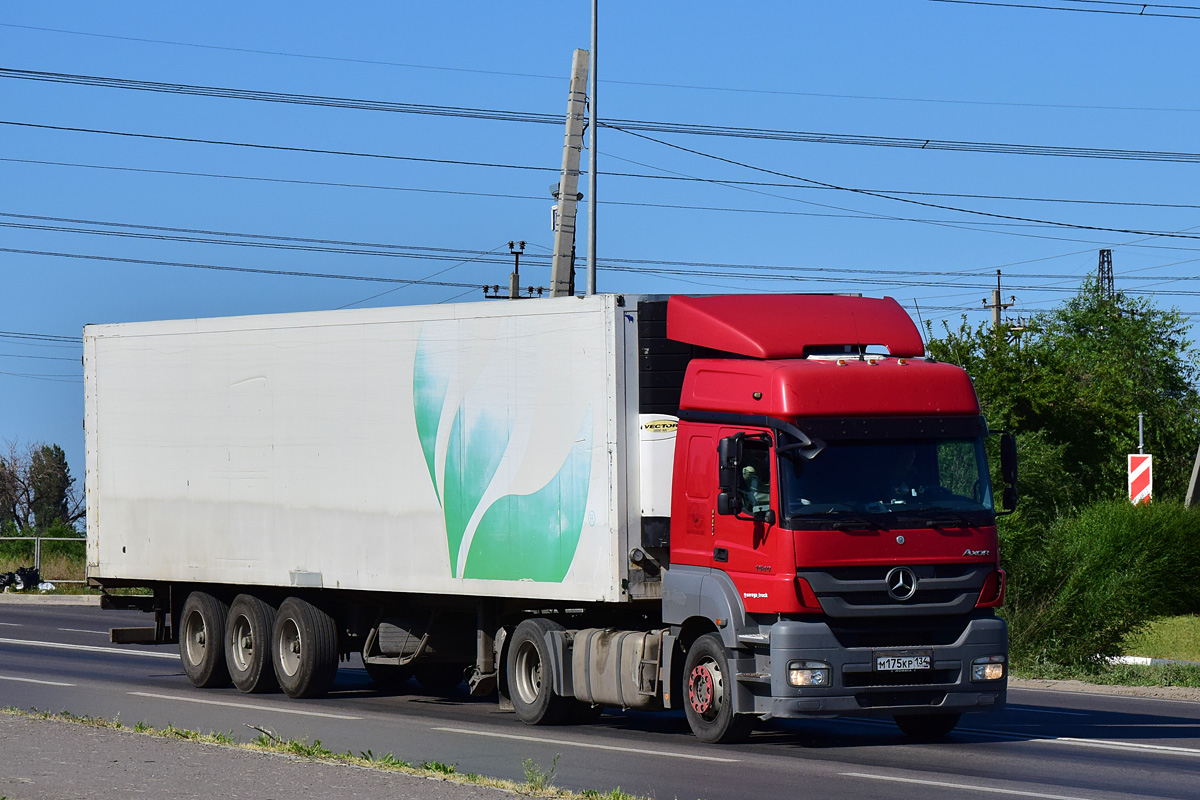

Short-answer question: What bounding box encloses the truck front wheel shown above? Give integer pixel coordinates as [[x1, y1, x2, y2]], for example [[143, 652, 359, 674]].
[[225, 594, 278, 694], [682, 633, 754, 744], [179, 591, 231, 688], [507, 618, 570, 725], [271, 597, 339, 698]]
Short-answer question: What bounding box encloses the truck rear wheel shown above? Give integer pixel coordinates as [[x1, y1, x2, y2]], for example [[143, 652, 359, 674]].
[[894, 712, 961, 741], [507, 618, 570, 725], [682, 633, 754, 744], [179, 591, 231, 688], [225, 594, 278, 693], [271, 596, 339, 698]]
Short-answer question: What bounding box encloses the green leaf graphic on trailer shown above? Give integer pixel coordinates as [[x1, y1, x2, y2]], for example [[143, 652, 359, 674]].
[[464, 409, 593, 582], [442, 404, 511, 577], [413, 329, 450, 502]]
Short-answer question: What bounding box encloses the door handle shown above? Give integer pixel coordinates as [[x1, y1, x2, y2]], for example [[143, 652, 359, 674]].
[[713, 547, 729, 563]]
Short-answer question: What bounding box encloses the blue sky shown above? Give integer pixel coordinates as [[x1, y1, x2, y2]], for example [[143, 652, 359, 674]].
[[2, 1, 1198, 485]]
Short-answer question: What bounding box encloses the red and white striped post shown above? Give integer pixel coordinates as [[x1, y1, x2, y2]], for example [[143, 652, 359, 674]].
[[1128, 454, 1153, 505]]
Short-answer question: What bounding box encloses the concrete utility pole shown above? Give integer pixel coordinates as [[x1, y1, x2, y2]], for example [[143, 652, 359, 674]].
[[550, 49, 589, 297], [1186, 441, 1200, 508], [983, 270, 1015, 332]]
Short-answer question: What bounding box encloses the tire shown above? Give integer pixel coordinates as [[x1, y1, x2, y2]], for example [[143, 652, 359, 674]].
[[179, 592, 231, 688], [271, 596, 339, 698], [507, 618, 570, 725], [414, 664, 466, 695], [894, 712, 961, 741], [364, 661, 412, 693], [682, 633, 755, 744], [225, 594, 278, 694]]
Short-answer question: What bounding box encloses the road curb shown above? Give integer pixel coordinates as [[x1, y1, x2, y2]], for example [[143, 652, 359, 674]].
[[1010, 677, 1200, 703], [0, 592, 101, 606]]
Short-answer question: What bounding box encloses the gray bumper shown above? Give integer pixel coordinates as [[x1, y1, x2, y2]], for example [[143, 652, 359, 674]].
[[752, 614, 1007, 719]]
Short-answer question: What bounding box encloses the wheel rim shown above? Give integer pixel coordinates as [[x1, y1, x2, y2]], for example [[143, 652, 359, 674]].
[[183, 609, 207, 667], [230, 613, 254, 672], [512, 639, 542, 705], [277, 617, 302, 678], [688, 658, 724, 721]]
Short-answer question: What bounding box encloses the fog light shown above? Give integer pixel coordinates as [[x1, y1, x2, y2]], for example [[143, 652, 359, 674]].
[[788, 660, 831, 687], [972, 655, 1006, 681]]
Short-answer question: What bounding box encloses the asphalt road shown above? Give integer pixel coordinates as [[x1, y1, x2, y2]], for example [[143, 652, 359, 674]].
[[2, 601, 1199, 799]]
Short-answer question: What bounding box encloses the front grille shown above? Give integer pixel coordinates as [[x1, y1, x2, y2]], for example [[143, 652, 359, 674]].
[[855, 690, 946, 708], [798, 564, 992, 618], [843, 668, 959, 688]]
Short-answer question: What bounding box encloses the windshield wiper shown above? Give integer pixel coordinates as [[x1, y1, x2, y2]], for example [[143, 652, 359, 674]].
[[919, 509, 977, 529], [824, 511, 889, 531]]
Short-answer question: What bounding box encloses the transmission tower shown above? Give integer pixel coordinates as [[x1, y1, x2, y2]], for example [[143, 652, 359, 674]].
[[1097, 249, 1115, 300]]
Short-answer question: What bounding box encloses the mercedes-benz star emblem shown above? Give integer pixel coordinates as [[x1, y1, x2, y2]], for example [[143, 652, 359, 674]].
[[885, 566, 918, 601]]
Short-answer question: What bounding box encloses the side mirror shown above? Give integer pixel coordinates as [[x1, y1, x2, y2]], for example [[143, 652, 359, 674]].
[[998, 432, 1019, 513], [717, 435, 741, 497], [717, 491, 741, 516]]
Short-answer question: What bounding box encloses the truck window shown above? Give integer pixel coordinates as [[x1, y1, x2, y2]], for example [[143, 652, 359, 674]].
[[739, 439, 772, 515]]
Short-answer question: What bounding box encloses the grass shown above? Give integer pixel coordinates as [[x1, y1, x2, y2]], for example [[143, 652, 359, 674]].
[[1121, 615, 1200, 662], [1012, 660, 1200, 688], [2, 707, 648, 799]]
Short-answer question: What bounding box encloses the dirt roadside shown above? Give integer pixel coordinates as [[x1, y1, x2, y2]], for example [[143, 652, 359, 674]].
[[0, 714, 514, 800]]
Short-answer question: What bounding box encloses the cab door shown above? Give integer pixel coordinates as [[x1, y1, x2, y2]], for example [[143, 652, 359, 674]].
[[712, 429, 784, 611]]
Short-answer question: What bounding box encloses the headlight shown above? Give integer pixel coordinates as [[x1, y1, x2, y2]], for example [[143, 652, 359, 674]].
[[788, 660, 831, 687], [971, 655, 1006, 681]]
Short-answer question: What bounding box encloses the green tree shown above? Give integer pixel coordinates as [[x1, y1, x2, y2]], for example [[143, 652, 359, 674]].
[[927, 282, 1200, 514], [31, 444, 72, 530]]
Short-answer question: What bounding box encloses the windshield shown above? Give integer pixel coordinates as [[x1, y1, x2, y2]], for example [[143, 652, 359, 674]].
[[779, 437, 994, 524]]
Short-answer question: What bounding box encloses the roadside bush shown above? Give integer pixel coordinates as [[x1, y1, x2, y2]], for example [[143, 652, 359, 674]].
[[1000, 500, 1200, 668]]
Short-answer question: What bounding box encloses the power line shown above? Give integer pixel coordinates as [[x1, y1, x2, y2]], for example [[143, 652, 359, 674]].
[[10, 155, 1200, 213], [928, 0, 1200, 19], [7, 120, 1200, 245], [609, 126, 1200, 240], [6, 68, 1200, 164], [6, 22, 1197, 113]]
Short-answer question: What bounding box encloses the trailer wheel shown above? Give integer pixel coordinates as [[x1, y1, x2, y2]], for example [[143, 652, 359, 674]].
[[414, 664, 466, 695], [894, 712, 961, 741], [225, 594, 278, 693], [682, 633, 754, 744], [364, 661, 412, 693], [507, 618, 570, 725], [271, 596, 339, 698], [179, 592, 231, 688]]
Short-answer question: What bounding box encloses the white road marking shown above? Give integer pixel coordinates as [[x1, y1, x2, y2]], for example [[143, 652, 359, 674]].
[[842, 772, 1096, 800], [128, 691, 363, 720], [1008, 705, 1092, 717], [0, 675, 75, 687], [839, 716, 1200, 757], [58, 628, 108, 636], [0, 636, 178, 660], [0, 622, 21, 627], [432, 726, 739, 763]]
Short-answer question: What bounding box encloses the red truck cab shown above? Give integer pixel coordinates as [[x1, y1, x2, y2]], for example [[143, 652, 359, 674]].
[[659, 294, 1011, 742]]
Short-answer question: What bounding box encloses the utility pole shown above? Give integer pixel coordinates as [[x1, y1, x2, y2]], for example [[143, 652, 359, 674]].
[[586, 0, 598, 296], [1186, 441, 1200, 508], [550, 49, 589, 297], [983, 270, 1015, 332], [507, 240, 525, 300]]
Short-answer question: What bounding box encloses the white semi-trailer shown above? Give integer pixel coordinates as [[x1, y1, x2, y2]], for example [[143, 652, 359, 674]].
[[86, 293, 1012, 743]]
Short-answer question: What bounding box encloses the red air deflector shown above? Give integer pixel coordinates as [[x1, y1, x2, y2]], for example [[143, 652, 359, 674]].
[[667, 295, 924, 359]]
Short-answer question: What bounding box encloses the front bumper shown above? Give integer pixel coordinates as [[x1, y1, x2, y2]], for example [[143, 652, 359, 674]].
[[748, 613, 1007, 718]]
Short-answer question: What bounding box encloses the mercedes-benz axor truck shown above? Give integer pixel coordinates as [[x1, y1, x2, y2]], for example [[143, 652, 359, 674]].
[[85, 292, 1015, 743]]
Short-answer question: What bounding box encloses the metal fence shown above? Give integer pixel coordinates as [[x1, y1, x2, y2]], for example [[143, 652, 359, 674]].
[[0, 535, 87, 584]]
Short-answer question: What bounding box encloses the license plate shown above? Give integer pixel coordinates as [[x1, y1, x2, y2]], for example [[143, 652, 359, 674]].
[[875, 653, 931, 672]]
